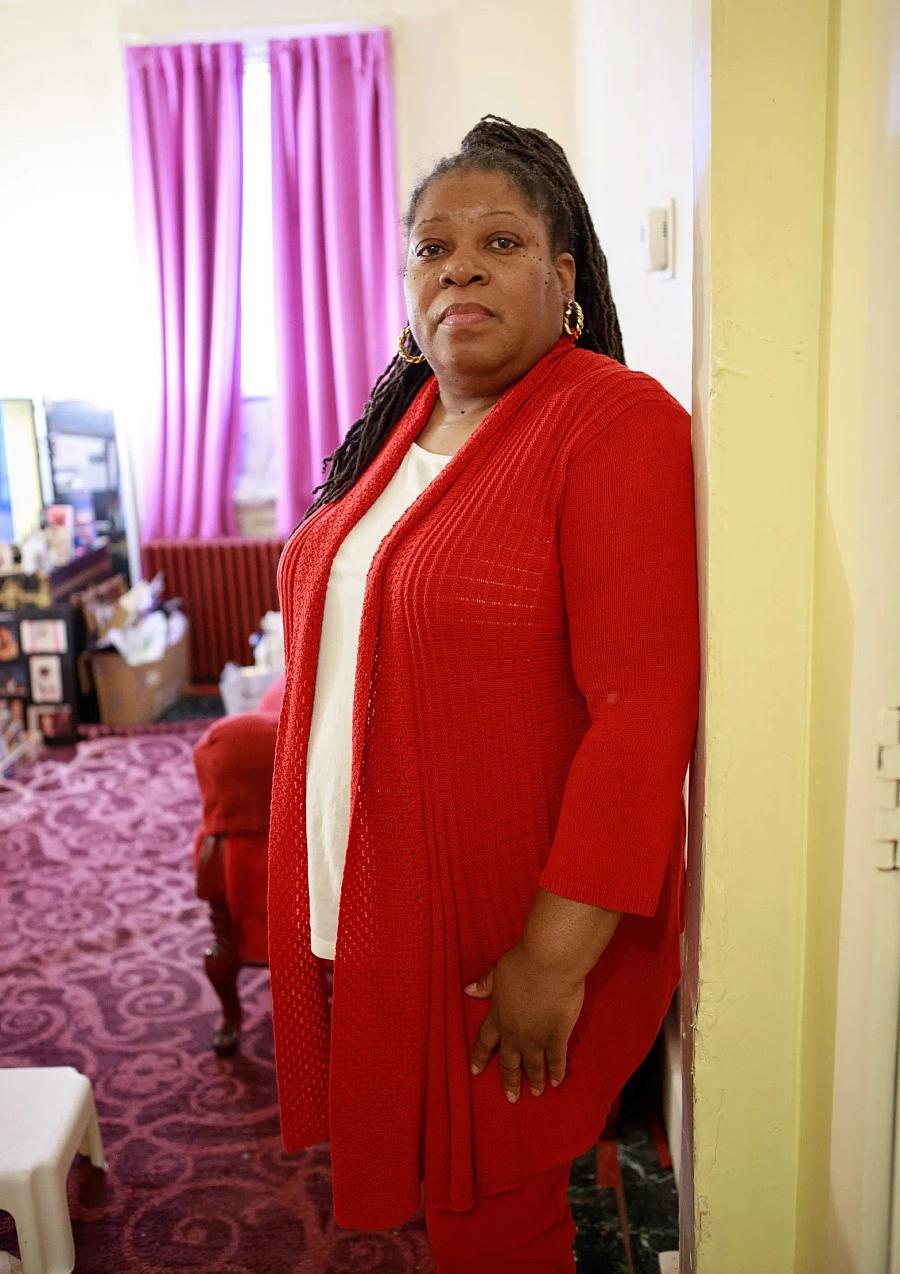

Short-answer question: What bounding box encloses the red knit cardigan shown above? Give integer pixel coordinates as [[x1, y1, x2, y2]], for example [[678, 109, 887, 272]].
[[267, 337, 700, 1230]]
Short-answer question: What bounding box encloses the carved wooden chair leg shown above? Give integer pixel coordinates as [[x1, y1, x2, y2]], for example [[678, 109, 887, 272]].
[[196, 833, 243, 1057], [205, 896, 243, 1057], [596, 1092, 635, 1274]]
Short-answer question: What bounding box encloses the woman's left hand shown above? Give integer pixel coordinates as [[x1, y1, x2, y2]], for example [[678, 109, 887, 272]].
[[464, 944, 585, 1102]]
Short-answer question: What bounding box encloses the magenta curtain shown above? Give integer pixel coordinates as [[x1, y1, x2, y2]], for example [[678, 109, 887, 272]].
[[125, 42, 244, 539], [269, 30, 404, 534]]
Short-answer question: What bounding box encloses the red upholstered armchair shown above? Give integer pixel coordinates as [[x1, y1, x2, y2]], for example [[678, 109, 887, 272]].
[[192, 675, 284, 1056]]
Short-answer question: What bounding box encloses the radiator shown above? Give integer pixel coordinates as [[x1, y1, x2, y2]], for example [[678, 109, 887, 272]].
[[141, 539, 284, 683]]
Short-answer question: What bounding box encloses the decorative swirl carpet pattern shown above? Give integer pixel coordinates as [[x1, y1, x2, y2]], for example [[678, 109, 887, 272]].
[[0, 730, 676, 1272], [0, 732, 433, 1274]]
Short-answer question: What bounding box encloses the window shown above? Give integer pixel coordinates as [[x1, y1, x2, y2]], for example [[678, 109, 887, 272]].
[[236, 57, 277, 532], [240, 59, 276, 399]]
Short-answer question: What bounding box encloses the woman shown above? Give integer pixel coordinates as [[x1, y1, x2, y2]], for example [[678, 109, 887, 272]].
[[267, 116, 700, 1272]]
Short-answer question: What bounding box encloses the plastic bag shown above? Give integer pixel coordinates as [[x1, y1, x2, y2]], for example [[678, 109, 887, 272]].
[[219, 661, 281, 716]]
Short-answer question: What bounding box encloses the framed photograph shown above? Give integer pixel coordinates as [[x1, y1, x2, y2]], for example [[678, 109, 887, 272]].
[[0, 399, 43, 543], [20, 617, 67, 655], [0, 618, 21, 661], [44, 400, 119, 501], [28, 654, 63, 704], [35, 704, 73, 740], [0, 661, 28, 698]]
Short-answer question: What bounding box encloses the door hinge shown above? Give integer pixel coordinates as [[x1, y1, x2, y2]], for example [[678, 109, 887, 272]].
[[875, 707, 900, 871]]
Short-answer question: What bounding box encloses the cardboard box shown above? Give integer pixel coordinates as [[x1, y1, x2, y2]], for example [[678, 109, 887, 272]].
[[86, 620, 190, 726]]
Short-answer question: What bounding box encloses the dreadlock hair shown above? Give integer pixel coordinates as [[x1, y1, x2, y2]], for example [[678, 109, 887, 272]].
[[300, 114, 626, 523]]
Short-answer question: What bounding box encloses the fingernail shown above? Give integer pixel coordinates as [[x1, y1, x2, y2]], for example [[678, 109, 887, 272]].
[[550, 1078, 560, 1087], [464, 983, 475, 993], [530, 1086, 542, 1097], [470, 1063, 481, 1075], [506, 1091, 518, 1103]]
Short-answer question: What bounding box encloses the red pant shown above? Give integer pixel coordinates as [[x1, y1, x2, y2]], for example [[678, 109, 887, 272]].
[[318, 956, 575, 1269], [423, 1161, 577, 1273]]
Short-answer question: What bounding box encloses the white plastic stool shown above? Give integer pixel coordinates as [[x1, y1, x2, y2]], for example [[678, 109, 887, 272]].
[[0, 1067, 107, 1274]]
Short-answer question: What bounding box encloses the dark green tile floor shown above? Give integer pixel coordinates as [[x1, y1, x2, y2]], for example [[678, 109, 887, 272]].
[[157, 691, 225, 722], [570, 1041, 679, 1271]]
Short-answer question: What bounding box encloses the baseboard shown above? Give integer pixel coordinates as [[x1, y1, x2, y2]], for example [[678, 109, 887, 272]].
[[661, 990, 683, 1188]]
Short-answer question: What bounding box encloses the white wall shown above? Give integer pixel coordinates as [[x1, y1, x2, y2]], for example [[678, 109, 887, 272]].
[[572, 0, 693, 406], [0, 0, 138, 398], [0, 0, 575, 399], [569, 0, 693, 1196]]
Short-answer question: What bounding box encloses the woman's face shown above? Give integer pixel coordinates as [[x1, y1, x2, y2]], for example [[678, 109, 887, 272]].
[[404, 168, 576, 394]]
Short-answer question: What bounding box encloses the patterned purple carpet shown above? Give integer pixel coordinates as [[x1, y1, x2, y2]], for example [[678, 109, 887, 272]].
[[0, 730, 433, 1273]]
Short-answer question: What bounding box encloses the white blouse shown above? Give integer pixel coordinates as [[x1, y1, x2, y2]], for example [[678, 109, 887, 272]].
[[305, 439, 454, 959]]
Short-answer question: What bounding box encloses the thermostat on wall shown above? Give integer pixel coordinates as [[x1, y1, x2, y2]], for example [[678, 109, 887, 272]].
[[639, 199, 675, 279]]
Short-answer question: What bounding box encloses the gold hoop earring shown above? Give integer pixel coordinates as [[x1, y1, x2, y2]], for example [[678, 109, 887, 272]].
[[397, 325, 426, 364], [562, 299, 585, 340]]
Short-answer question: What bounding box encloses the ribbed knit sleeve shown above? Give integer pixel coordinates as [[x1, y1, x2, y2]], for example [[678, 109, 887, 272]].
[[537, 394, 700, 917]]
